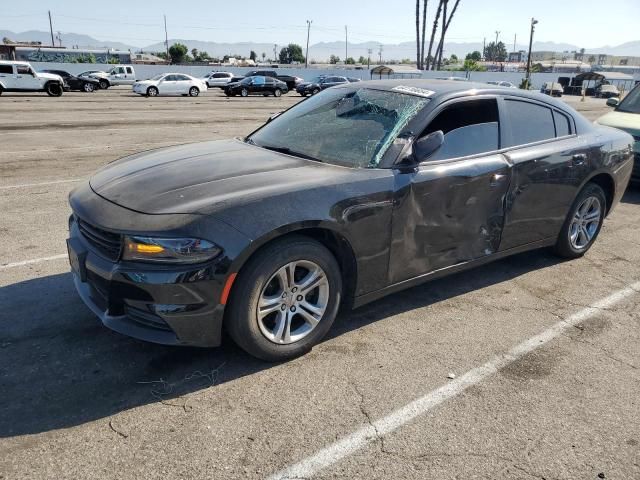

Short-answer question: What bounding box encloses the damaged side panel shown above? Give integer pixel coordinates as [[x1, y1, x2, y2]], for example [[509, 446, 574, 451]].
[[389, 154, 511, 284]]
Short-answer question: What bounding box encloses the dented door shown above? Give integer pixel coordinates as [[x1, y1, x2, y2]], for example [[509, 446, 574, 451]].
[[389, 154, 511, 284]]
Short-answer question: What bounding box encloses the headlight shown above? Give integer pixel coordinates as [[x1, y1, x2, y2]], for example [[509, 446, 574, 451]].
[[122, 236, 221, 264]]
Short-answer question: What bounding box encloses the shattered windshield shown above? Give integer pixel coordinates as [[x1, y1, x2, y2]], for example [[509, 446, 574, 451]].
[[248, 87, 429, 168], [617, 84, 640, 114]]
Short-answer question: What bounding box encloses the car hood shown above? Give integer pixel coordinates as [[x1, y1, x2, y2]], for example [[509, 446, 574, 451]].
[[596, 111, 640, 144], [37, 72, 63, 81], [89, 139, 353, 215]]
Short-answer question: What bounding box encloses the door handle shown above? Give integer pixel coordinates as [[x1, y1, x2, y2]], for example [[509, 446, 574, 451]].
[[490, 173, 507, 187], [572, 153, 587, 166]]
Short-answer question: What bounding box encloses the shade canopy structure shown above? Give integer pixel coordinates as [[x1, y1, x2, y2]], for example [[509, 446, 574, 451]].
[[574, 71, 634, 83], [563, 71, 636, 96], [370, 65, 423, 80]]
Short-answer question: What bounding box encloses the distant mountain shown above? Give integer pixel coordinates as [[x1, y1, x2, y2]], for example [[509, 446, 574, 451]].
[[2, 30, 639, 60], [0, 30, 136, 51]]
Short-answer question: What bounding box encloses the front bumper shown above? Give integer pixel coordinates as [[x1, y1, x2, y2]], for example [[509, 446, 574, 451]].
[[67, 218, 227, 347]]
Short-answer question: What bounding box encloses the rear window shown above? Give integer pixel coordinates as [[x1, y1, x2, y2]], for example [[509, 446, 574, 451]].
[[0, 65, 13, 74], [504, 99, 555, 146], [553, 110, 572, 137]]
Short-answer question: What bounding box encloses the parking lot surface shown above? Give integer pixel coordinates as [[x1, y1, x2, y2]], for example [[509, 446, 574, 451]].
[[1, 89, 639, 480]]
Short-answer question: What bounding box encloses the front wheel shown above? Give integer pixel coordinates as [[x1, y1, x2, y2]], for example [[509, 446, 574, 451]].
[[553, 183, 606, 259], [189, 86, 199, 97], [99, 79, 109, 90], [240, 88, 249, 97], [312, 88, 320, 95], [274, 89, 282, 97], [46, 82, 63, 97], [147, 86, 159, 97], [226, 236, 342, 361]]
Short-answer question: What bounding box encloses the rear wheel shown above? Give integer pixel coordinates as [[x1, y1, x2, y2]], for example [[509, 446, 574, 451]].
[[226, 236, 342, 361], [46, 82, 63, 97], [189, 86, 199, 97], [240, 88, 249, 97], [147, 86, 159, 97], [553, 183, 606, 258], [274, 89, 282, 97], [83, 82, 95, 93], [99, 79, 109, 90], [312, 88, 320, 95]]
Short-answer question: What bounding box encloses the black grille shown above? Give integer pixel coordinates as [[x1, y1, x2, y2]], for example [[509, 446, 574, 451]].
[[78, 219, 122, 261]]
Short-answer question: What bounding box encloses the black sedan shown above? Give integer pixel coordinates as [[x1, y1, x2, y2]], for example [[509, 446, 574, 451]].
[[68, 80, 634, 361], [296, 76, 349, 96], [224, 76, 288, 97], [41, 69, 100, 92]]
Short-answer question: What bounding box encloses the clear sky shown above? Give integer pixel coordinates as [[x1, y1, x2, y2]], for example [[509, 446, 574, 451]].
[[2, 0, 639, 48]]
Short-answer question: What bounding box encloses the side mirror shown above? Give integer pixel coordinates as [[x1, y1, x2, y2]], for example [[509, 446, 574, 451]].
[[413, 131, 444, 162], [606, 97, 620, 107]]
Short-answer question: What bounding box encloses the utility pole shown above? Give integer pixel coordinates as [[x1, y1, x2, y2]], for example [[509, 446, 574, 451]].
[[525, 18, 538, 89], [273, 44, 278, 63], [345, 25, 348, 62], [305, 20, 312, 68], [482, 37, 486, 60], [48, 11, 55, 47], [164, 15, 169, 61], [367, 48, 372, 69], [378, 44, 383, 64], [495, 30, 500, 45], [513, 34, 517, 54], [56, 31, 62, 47]]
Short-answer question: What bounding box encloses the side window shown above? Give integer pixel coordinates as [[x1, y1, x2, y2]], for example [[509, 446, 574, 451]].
[[503, 99, 555, 146], [422, 98, 500, 161], [163, 75, 175, 81], [126, 67, 133, 74], [212, 73, 225, 78], [0, 65, 13, 74], [17, 65, 31, 74], [175, 75, 189, 81], [553, 110, 572, 137], [253, 76, 265, 85]]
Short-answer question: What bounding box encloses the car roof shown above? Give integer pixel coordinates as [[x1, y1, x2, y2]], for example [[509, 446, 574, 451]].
[[337, 79, 578, 112]]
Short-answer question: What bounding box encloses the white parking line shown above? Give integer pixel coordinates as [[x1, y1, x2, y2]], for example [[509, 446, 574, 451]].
[[0, 254, 67, 270], [268, 281, 640, 480], [0, 179, 82, 190]]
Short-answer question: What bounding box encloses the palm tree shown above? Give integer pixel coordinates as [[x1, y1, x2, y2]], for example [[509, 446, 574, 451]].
[[425, 0, 444, 70], [416, 0, 421, 69], [421, 1, 428, 70], [434, 0, 461, 69]]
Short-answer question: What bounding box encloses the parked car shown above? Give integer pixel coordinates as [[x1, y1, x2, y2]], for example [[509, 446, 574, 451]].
[[541, 82, 564, 97], [85, 65, 136, 89], [296, 76, 349, 96], [225, 76, 288, 97], [40, 69, 100, 92], [595, 82, 640, 183], [132, 73, 207, 97], [435, 76, 469, 81], [242, 70, 302, 90], [596, 84, 620, 99], [67, 80, 634, 361], [486, 80, 517, 88], [0, 61, 64, 96], [347, 77, 362, 83], [203, 71, 234, 88]]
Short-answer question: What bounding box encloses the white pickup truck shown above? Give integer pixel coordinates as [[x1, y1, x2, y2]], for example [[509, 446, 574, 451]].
[[0, 60, 65, 96], [82, 65, 136, 89]]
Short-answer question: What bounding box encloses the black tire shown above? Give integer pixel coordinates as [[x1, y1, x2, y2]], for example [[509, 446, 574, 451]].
[[45, 82, 63, 97], [0, 86, 3, 96], [312, 88, 320, 95], [99, 79, 109, 90], [240, 88, 249, 97], [226, 236, 343, 361], [83, 82, 95, 93], [299, 92, 307, 97], [147, 86, 159, 97], [552, 183, 607, 259], [274, 89, 282, 97], [189, 86, 199, 97]]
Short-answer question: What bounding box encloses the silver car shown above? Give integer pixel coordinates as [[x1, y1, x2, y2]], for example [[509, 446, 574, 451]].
[[204, 71, 234, 88]]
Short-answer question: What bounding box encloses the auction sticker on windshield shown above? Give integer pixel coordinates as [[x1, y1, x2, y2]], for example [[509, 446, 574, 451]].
[[391, 85, 435, 97]]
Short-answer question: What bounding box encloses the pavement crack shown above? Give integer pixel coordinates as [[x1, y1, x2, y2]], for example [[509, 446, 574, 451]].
[[108, 419, 129, 439], [562, 332, 639, 371]]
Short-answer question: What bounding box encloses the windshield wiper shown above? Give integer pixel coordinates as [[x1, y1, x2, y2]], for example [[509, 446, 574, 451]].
[[259, 145, 323, 162]]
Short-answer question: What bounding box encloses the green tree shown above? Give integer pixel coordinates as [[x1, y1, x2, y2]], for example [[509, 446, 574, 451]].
[[278, 44, 305, 64], [250, 50, 257, 61], [345, 57, 356, 65], [484, 41, 507, 62], [262, 52, 266, 62], [191, 48, 198, 60], [357, 55, 367, 64], [169, 43, 188, 63], [449, 54, 458, 63], [329, 54, 340, 64], [465, 50, 482, 61], [460, 59, 485, 71]]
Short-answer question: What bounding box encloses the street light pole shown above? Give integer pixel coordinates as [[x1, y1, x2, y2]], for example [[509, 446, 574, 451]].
[[525, 18, 538, 89], [305, 20, 312, 68]]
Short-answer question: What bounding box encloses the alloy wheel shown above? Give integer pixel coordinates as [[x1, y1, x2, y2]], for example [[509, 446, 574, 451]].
[[257, 260, 329, 345], [569, 196, 601, 250]]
